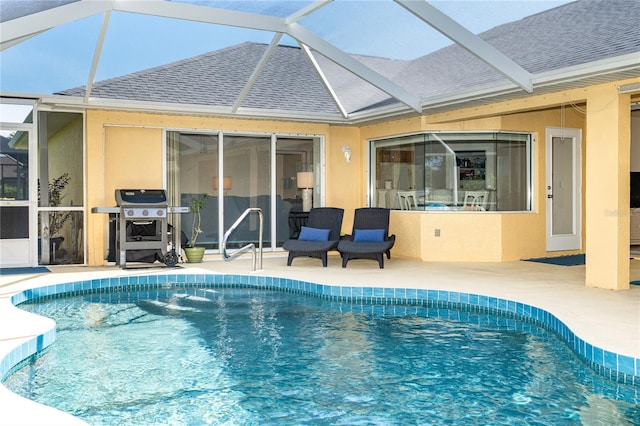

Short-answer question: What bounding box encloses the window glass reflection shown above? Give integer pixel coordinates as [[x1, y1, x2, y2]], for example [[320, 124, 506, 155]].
[[372, 132, 531, 212]]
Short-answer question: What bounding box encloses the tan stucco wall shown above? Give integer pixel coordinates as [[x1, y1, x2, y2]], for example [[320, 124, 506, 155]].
[[585, 84, 631, 290], [359, 99, 586, 262], [85, 110, 340, 265], [326, 125, 361, 234], [82, 78, 640, 285], [390, 211, 538, 263]]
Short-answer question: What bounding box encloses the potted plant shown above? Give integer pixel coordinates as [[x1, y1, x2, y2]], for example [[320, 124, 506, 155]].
[[184, 193, 208, 262]]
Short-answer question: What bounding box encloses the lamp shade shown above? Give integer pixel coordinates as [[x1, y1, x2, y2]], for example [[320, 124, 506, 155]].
[[213, 176, 232, 190], [297, 172, 314, 189]]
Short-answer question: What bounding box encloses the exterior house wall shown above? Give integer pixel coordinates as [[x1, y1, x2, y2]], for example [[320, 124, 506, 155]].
[[357, 85, 600, 263], [83, 79, 639, 277], [326, 125, 361, 234], [85, 110, 338, 265], [585, 84, 632, 290]]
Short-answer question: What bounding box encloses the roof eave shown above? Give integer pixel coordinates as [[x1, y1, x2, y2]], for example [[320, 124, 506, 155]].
[[23, 53, 640, 125], [532, 52, 640, 89], [413, 53, 640, 118], [36, 95, 350, 124]]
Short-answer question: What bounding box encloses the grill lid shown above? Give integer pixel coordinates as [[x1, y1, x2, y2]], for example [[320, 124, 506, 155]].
[[115, 189, 168, 206]]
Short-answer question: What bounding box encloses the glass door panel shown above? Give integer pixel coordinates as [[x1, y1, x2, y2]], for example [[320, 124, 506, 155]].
[[223, 135, 272, 248], [276, 138, 316, 239], [0, 102, 32, 267], [546, 127, 582, 251], [170, 132, 219, 249], [551, 136, 574, 234], [168, 131, 321, 252]]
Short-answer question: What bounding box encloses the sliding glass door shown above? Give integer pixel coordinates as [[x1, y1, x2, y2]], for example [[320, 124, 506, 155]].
[[167, 131, 321, 252], [222, 134, 272, 248]]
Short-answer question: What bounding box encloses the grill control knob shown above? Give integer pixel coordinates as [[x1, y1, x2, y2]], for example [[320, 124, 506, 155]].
[[127, 209, 134, 217], [157, 209, 163, 217], [142, 209, 149, 217]]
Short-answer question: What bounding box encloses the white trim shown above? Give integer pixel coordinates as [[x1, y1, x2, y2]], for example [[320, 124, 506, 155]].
[[396, 0, 533, 93], [19, 54, 638, 126], [533, 53, 640, 87], [286, 23, 422, 112], [270, 134, 278, 251], [232, 33, 283, 113], [84, 11, 111, 103], [300, 44, 349, 118]]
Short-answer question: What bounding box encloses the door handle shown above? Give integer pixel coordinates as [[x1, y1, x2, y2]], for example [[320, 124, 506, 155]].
[[547, 194, 553, 199]]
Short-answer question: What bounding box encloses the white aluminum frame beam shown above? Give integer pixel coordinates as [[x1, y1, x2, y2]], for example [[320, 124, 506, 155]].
[[117, 0, 421, 111], [1, 0, 422, 113], [84, 11, 111, 103], [232, 33, 283, 113], [301, 44, 349, 118], [4, 0, 594, 115], [0, 0, 112, 51], [285, 0, 333, 25], [112, 1, 286, 33], [396, 0, 533, 93], [287, 23, 422, 112]]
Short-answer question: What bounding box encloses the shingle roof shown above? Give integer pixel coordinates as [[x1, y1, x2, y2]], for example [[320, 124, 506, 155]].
[[60, 43, 341, 114], [57, 0, 640, 118], [394, 0, 640, 99]]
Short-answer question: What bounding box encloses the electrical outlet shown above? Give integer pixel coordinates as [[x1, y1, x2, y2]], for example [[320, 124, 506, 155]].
[[434, 228, 440, 237]]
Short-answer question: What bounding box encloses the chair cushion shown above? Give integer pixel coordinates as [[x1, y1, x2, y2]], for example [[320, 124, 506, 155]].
[[299, 226, 330, 241], [353, 228, 385, 242]]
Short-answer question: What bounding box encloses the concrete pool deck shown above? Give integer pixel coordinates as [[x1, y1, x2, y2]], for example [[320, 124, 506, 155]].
[[1, 254, 639, 425]]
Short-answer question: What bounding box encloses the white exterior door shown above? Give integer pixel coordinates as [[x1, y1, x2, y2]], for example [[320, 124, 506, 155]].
[[546, 127, 582, 251], [0, 124, 36, 267]]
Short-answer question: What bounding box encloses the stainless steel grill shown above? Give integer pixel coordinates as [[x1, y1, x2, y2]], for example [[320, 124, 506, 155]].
[[116, 189, 172, 268], [92, 189, 187, 269]]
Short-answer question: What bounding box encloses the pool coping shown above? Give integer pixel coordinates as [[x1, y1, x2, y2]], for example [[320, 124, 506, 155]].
[[1, 270, 639, 424]]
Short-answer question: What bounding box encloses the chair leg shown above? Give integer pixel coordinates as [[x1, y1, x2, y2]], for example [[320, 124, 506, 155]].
[[342, 254, 349, 268], [386, 249, 391, 259], [321, 252, 328, 267], [377, 253, 384, 269], [287, 252, 295, 266]]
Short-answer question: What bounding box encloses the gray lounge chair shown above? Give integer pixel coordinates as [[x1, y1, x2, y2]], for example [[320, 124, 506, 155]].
[[338, 207, 395, 268], [282, 207, 344, 267]]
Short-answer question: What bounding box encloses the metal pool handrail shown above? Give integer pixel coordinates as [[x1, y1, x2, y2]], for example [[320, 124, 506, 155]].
[[221, 207, 263, 272]]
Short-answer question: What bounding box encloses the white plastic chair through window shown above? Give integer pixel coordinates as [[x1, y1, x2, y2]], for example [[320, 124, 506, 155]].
[[463, 191, 489, 211], [396, 191, 417, 210]]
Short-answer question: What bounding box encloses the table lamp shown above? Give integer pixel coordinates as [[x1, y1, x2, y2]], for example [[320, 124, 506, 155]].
[[297, 171, 314, 212], [213, 176, 232, 191]]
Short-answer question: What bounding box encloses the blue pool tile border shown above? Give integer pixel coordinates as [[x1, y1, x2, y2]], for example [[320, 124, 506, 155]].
[[3, 272, 639, 387]]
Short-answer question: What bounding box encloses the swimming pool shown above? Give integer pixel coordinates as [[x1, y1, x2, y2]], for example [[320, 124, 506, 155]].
[[3, 277, 640, 425]]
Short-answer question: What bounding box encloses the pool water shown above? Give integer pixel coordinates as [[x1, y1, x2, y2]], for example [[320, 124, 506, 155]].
[[5, 287, 640, 425]]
